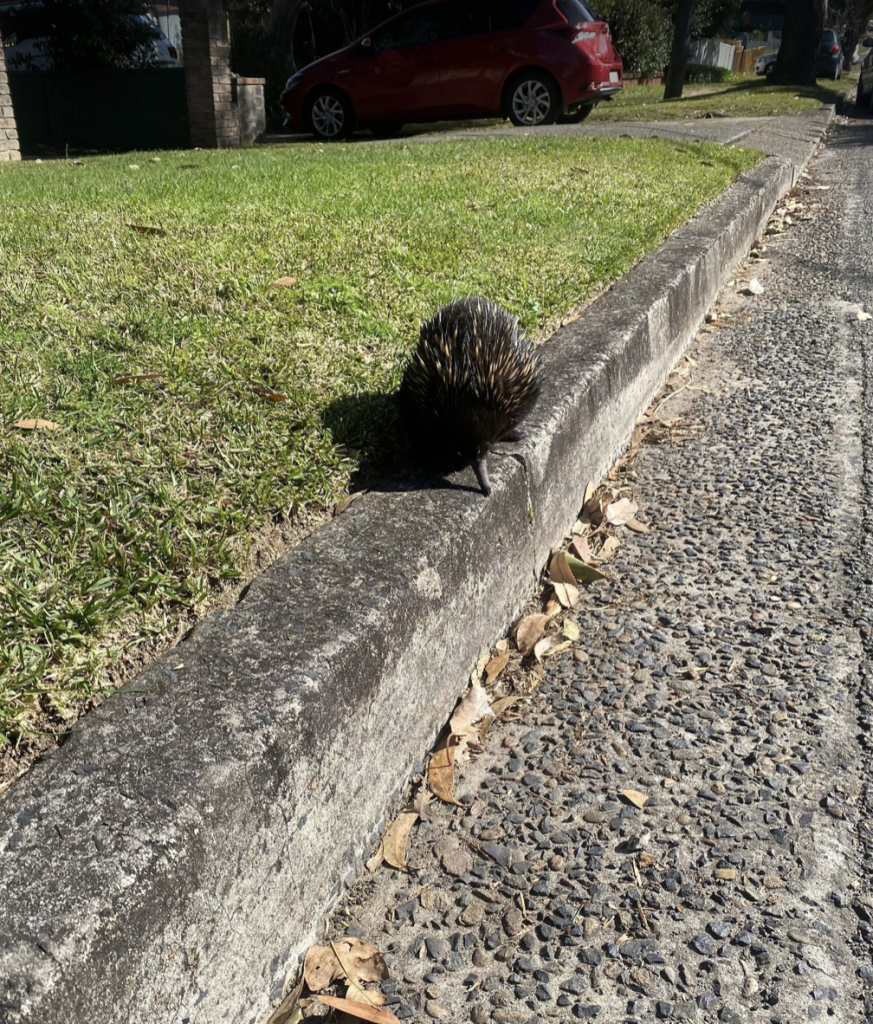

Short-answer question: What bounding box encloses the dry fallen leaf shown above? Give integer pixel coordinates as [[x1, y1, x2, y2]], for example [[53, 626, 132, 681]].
[[334, 491, 365, 516], [549, 551, 580, 608], [516, 613, 552, 655], [365, 841, 384, 873], [11, 418, 60, 431], [490, 695, 522, 719], [605, 497, 638, 526], [746, 278, 764, 295], [428, 733, 461, 805], [266, 976, 304, 1024], [303, 938, 387, 995], [382, 811, 418, 871], [582, 480, 596, 506], [619, 788, 649, 809], [562, 619, 581, 642], [269, 276, 298, 288], [571, 536, 593, 562], [346, 986, 387, 1008], [598, 536, 621, 561], [483, 651, 511, 686], [254, 387, 288, 402], [626, 518, 651, 534], [317, 996, 400, 1024], [534, 636, 572, 661], [449, 682, 492, 736]]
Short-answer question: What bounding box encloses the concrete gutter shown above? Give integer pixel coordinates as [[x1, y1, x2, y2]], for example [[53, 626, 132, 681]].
[[0, 109, 832, 1024]]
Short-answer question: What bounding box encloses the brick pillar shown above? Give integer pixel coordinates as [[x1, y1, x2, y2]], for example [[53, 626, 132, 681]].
[[0, 32, 21, 161], [178, 0, 240, 148]]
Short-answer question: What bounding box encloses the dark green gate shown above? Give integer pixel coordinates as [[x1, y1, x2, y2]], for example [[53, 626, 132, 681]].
[[8, 68, 190, 153]]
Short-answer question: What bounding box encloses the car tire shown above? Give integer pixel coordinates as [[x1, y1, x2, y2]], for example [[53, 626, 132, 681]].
[[557, 104, 594, 124], [305, 87, 355, 141], [505, 72, 561, 127]]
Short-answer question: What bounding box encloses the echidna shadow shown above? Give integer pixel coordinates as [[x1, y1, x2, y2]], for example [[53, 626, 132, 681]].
[[399, 297, 542, 496]]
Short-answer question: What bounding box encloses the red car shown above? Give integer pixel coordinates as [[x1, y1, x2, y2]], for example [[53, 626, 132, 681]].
[[280, 0, 622, 140]]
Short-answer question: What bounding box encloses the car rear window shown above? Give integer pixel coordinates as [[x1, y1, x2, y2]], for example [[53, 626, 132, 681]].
[[453, 0, 538, 35], [555, 0, 598, 24]]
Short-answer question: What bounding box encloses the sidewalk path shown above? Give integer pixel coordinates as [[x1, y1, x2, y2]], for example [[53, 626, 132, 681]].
[[316, 117, 873, 1024]]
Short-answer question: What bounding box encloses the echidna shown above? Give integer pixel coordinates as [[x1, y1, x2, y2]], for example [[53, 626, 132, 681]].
[[399, 297, 542, 496]]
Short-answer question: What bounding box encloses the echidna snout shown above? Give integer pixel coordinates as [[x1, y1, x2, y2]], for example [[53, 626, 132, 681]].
[[399, 297, 542, 495]]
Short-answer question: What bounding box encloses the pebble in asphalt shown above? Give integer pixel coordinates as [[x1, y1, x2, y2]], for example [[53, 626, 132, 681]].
[[303, 117, 873, 1023]]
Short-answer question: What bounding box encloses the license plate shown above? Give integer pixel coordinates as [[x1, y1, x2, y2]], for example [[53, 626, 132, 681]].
[[609, 71, 619, 83]]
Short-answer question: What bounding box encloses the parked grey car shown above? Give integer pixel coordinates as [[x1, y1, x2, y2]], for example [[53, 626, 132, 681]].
[[816, 28, 843, 79]]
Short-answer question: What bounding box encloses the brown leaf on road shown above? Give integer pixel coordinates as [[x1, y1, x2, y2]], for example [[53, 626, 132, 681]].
[[266, 976, 304, 1024], [449, 682, 492, 736], [619, 788, 649, 809], [346, 986, 387, 1007], [562, 619, 581, 642], [11, 418, 60, 431], [490, 695, 522, 718], [428, 733, 462, 805], [626, 518, 652, 534], [303, 938, 387, 994], [598, 536, 621, 561], [483, 651, 511, 686], [534, 635, 572, 661], [269, 276, 298, 288], [571, 536, 593, 562], [605, 497, 638, 526], [365, 841, 384, 873], [382, 811, 418, 871], [317, 996, 401, 1024], [516, 613, 551, 655], [549, 551, 580, 608]]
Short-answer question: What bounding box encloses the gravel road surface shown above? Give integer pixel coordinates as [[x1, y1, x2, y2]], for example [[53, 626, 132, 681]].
[[289, 114, 873, 1024]]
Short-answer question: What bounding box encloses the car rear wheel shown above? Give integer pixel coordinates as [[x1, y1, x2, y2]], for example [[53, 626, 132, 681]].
[[306, 88, 355, 141], [558, 104, 595, 125], [506, 72, 561, 127]]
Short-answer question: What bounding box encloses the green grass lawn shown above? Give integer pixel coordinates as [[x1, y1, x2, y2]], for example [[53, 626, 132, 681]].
[[589, 72, 852, 122], [0, 135, 759, 749]]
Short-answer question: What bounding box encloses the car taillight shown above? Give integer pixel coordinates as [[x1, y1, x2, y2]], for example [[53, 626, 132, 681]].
[[168, 45, 178, 59], [830, 44, 840, 54], [552, 24, 597, 41]]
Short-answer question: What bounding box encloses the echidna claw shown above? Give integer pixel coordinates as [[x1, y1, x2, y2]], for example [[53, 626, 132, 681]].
[[473, 455, 492, 497]]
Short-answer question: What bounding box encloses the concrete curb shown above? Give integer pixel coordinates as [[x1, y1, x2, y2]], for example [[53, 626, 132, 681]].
[[0, 112, 831, 1024]]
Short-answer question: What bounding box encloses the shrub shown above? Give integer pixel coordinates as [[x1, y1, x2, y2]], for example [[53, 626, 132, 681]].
[[598, 0, 672, 79], [685, 63, 736, 83]]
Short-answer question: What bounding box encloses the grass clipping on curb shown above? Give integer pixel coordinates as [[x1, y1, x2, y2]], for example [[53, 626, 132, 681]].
[[0, 135, 760, 746]]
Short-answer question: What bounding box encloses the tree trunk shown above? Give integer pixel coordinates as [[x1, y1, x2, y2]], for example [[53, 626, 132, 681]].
[[771, 0, 827, 85], [663, 0, 696, 99]]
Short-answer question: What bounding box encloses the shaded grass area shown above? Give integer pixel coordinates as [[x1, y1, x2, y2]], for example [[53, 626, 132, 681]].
[[590, 72, 852, 121], [0, 135, 760, 748]]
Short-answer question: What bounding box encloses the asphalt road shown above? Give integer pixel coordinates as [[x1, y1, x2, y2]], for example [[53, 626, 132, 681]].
[[288, 114, 873, 1024]]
